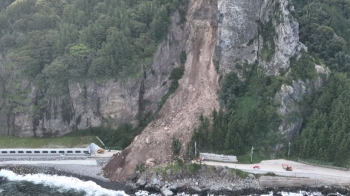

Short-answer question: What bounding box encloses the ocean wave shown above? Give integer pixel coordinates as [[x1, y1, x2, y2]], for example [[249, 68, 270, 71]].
[[0, 169, 127, 196], [135, 190, 329, 196], [259, 191, 331, 196]]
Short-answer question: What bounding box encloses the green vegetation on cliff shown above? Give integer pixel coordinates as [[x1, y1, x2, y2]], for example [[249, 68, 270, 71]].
[[0, 136, 99, 148], [295, 73, 350, 166], [190, 61, 283, 158], [191, 0, 350, 166], [0, 0, 186, 144], [0, 0, 184, 87], [290, 0, 350, 166], [293, 0, 350, 74]]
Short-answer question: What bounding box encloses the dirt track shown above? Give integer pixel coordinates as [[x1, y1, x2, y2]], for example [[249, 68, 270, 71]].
[[205, 159, 350, 185]]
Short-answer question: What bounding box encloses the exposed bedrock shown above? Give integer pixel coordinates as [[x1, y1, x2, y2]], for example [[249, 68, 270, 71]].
[[0, 11, 186, 137], [215, 0, 329, 142]]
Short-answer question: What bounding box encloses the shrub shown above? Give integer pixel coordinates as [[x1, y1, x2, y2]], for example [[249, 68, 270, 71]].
[[176, 158, 184, 167], [180, 51, 187, 65], [187, 163, 201, 174], [172, 138, 182, 155], [135, 163, 146, 174], [265, 172, 276, 176], [231, 168, 249, 178], [290, 51, 317, 80], [170, 67, 185, 80]]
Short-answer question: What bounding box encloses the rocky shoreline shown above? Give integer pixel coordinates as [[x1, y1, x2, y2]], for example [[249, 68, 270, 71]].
[[1, 160, 350, 195], [123, 164, 350, 196]]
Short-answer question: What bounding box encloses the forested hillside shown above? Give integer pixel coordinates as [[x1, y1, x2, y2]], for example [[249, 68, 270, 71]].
[[0, 0, 183, 94], [190, 0, 350, 166], [190, 62, 283, 157], [292, 0, 350, 166], [2, 0, 350, 167], [0, 0, 186, 146]]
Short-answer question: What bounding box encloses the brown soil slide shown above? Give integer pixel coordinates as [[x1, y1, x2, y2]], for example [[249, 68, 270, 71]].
[[104, 0, 220, 182]]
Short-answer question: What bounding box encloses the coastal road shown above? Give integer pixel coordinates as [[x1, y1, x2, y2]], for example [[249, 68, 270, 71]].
[[90, 151, 119, 158], [0, 159, 98, 165], [0, 151, 118, 158], [0, 151, 118, 166], [204, 159, 350, 183]]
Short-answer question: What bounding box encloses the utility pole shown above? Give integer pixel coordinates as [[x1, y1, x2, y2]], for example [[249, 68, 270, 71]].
[[194, 141, 197, 157], [288, 142, 291, 158], [250, 146, 254, 163]]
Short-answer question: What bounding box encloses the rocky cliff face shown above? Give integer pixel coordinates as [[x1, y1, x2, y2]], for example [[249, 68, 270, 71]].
[[0, 0, 318, 142], [275, 65, 330, 141], [0, 11, 186, 137], [214, 0, 327, 142], [1, 0, 327, 180], [215, 0, 304, 76]]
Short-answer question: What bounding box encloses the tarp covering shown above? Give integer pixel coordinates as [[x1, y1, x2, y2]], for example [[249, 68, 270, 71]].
[[88, 143, 102, 154]]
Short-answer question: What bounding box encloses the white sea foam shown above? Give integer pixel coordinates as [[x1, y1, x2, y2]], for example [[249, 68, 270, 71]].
[[137, 190, 329, 196], [259, 191, 333, 196], [0, 169, 127, 196]]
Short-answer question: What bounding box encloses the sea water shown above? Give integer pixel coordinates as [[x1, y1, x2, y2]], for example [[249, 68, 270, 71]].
[[0, 170, 127, 196], [0, 170, 345, 196]]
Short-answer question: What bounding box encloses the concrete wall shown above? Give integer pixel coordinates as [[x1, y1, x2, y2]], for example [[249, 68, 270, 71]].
[[200, 153, 238, 162]]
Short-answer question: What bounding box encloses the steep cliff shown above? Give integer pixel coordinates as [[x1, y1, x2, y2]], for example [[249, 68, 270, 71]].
[[215, 0, 304, 76], [0, 10, 185, 137], [215, 0, 328, 142], [103, 0, 331, 181], [0, 0, 333, 179]]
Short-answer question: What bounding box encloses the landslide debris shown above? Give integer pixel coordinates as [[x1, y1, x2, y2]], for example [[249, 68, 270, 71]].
[[104, 0, 220, 182]]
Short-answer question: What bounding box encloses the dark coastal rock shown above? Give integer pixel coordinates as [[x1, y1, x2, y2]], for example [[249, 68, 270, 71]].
[[248, 174, 255, 179], [166, 169, 172, 176], [189, 186, 202, 193], [161, 186, 174, 196], [320, 186, 333, 195], [219, 169, 229, 177], [123, 182, 138, 195], [168, 182, 179, 191], [145, 174, 162, 192], [16, 184, 28, 192], [127, 173, 138, 182], [136, 175, 147, 187], [215, 166, 223, 172], [145, 184, 160, 192], [150, 174, 160, 185], [210, 188, 254, 196], [335, 186, 348, 195]]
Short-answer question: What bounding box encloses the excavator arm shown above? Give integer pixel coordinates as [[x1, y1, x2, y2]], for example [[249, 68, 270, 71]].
[[282, 164, 292, 171]]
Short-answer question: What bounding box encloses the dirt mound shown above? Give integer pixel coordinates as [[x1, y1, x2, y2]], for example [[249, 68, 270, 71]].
[[103, 0, 219, 182]]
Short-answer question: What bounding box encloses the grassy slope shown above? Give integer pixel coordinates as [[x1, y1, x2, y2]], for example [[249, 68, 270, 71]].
[[0, 136, 102, 148]]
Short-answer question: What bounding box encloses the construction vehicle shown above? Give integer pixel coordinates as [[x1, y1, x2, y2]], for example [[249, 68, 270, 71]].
[[282, 164, 292, 171], [97, 148, 105, 154], [253, 165, 260, 169]]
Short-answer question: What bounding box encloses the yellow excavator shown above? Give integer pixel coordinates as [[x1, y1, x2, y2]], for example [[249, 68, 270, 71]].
[[97, 148, 105, 154], [282, 164, 292, 171]]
